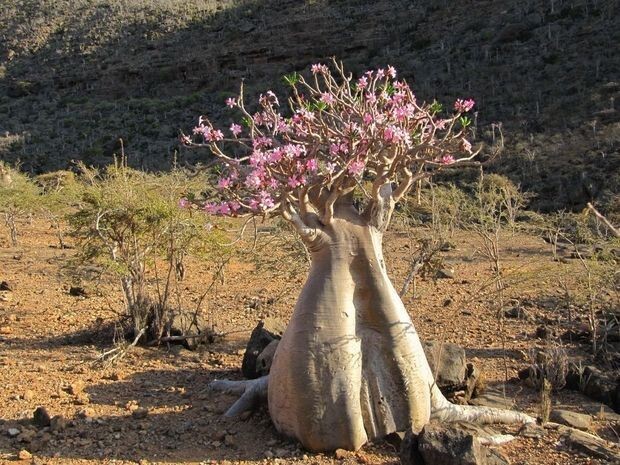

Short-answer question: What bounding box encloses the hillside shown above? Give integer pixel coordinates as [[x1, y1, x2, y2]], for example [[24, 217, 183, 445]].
[[0, 0, 619, 212]]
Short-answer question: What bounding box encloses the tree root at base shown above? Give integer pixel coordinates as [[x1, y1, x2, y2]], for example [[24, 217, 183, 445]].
[[210, 376, 268, 417]]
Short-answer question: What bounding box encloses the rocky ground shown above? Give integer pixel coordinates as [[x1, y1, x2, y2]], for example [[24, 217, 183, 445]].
[[0, 216, 618, 464]]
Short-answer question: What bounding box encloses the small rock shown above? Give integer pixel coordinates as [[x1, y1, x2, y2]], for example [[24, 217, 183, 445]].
[[519, 422, 545, 439], [131, 408, 149, 420], [334, 448, 349, 460], [264, 450, 274, 458], [436, 268, 455, 279], [422, 341, 467, 392], [17, 429, 36, 443], [69, 286, 87, 297], [33, 407, 51, 428], [0, 325, 13, 334], [224, 434, 235, 447], [50, 415, 67, 432], [77, 408, 94, 419], [67, 381, 85, 395], [74, 393, 90, 405], [550, 409, 592, 430], [18, 449, 33, 460], [535, 325, 550, 339], [23, 390, 35, 402], [274, 448, 288, 457], [504, 306, 529, 319], [0, 281, 11, 291], [8, 427, 21, 437]]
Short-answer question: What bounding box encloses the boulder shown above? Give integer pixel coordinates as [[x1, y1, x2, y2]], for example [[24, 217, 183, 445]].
[[241, 318, 286, 379], [550, 409, 592, 430], [400, 421, 507, 465], [422, 341, 467, 392]]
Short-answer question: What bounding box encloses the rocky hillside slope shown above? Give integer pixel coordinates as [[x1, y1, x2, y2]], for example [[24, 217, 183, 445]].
[[0, 0, 618, 212]]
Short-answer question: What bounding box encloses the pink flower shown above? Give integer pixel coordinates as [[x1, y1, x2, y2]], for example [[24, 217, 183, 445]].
[[454, 98, 475, 112], [179, 198, 189, 208], [276, 120, 291, 134], [203, 202, 219, 215], [218, 203, 232, 215], [230, 123, 242, 137], [287, 176, 301, 188], [363, 113, 374, 125], [320, 92, 335, 105], [306, 158, 318, 172], [205, 129, 224, 142], [217, 177, 231, 189], [311, 63, 328, 74], [376, 68, 385, 79], [325, 162, 337, 174], [441, 155, 456, 165], [365, 92, 377, 104], [461, 139, 472, 153], [226, 97, 236, 108], [357, 76, 368, 90], [229, 201, 241, 212], [257, 191, 275, 210], [348, 160, 365, 176], [384, 126, 395, 142], [387, 65, 397, 78]]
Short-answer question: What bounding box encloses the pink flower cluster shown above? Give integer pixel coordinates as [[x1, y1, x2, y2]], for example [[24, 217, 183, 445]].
[[454, 98, 475, 113], [185, 62, 476, 217]]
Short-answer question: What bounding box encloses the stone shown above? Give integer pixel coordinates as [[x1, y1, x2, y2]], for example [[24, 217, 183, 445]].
[[23, 390, 34, 401], [8, 427, 21, 437], [334, 448, 349, 460], [504, 306, 529, 319], [33, 407, 51, 428], [168, 310, 211, 350], [469, 388, 515, 410], [131, 408, 149, 420], [256, 339, 279, 377], [401, 420, 486, 465], [18, 449, 33, 460], [241, 318, 285, 379], [69, 286, 87, 297], [519, 422, 545, 439], [0, 281, 11, 291], [436, 267, 455, 279], [550, 409, 592, 430], [77, 408, 94, 419], [422, 341, 467, 392], [582, 402, 620, 422], [561, 427, 620, 461], [17, 429, 36, 443], [67, 381, 85, 395], [224, 434, 235, 447], [50, 415, 67, 432]]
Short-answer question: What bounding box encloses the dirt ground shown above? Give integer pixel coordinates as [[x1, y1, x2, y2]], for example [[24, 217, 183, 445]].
[[0, 217, 618, 464]]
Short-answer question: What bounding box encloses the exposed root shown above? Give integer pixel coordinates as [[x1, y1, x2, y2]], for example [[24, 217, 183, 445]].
[[431, 386, 536, 426], [210, 376, 269, 417]]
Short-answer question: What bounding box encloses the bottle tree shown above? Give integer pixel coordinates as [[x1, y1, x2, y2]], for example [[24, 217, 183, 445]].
[[183, 60, 533, 452]]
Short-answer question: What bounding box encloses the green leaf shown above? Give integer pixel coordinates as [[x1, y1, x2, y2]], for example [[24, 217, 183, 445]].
[[459, 116, 471, 128], [429, 100, 443, 114], [282, 72, 300, 86]]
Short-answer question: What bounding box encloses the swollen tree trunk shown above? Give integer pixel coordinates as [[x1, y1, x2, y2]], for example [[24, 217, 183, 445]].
[[269, 203, 433, 450], [267, 202, 532, 451]]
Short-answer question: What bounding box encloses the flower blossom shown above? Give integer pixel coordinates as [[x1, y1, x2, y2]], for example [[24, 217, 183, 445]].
[[230, 123, 242, 137], [226, 97, 236, 108], [348, 160, 365, 176], [441, 155, 456, 165], [320, 92, 335, 105], [387, 65, 397, 78], [454, 98, 475, 112], [178, 198, 189, 208], [311, 63, 328, 74]]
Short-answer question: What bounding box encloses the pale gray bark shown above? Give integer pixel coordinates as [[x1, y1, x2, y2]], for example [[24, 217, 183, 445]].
[[214, 201, 534, 452]]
